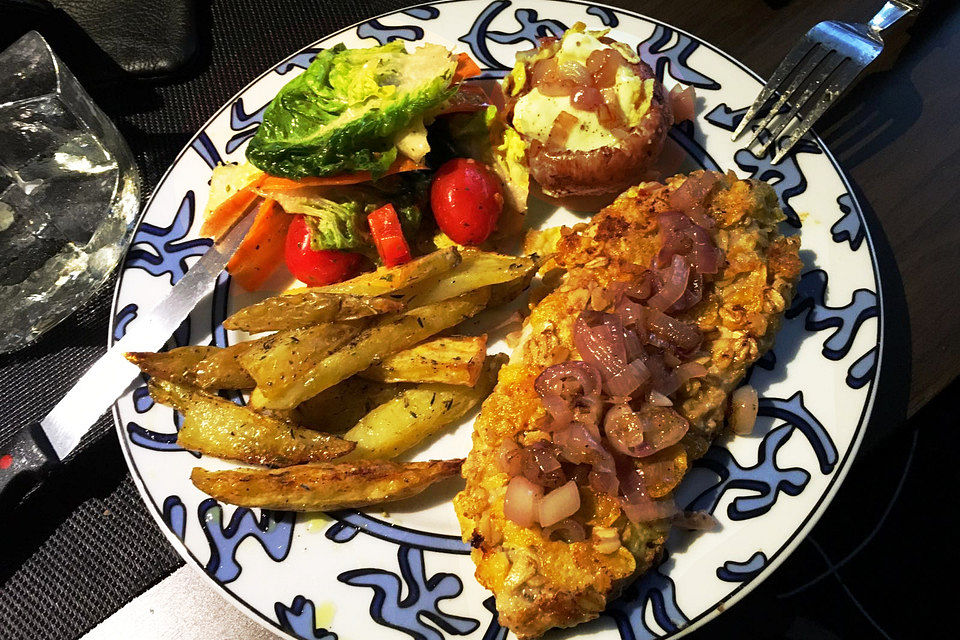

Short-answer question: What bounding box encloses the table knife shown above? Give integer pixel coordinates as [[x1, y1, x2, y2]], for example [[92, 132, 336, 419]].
[[0, 213, 255, 507]]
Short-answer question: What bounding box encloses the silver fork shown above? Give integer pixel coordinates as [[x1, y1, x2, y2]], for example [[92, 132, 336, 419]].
[[731, 0, 922, 164]]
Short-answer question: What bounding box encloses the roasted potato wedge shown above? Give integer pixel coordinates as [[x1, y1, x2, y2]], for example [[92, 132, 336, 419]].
[[190, 458, 463, 511], [239, 321, 366, 394], [408, 249, 535, 306], [344, 354, 505, 460], [251, 289, 490, 410], [306, 247, 461, 297], [185, 342, 256, 390], [148, 379, 355, 466], [292, 377, 403, 432], [222, 293, 403, 333], [361, 335, 487, 386], [126, 347, 215, 384]]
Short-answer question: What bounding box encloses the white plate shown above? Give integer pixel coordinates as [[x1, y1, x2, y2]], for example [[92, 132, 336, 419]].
[[110, 2, 883, 638]]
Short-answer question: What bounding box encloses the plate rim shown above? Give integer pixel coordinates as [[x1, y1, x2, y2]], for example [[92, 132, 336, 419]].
[[108, 1, 885, 638]]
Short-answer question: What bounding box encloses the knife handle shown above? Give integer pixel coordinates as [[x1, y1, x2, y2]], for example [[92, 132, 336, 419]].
[[0, 423, 59, 509]]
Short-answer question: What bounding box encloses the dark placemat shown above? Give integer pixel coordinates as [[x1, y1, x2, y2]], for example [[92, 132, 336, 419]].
[[0, 1, 948, 639]]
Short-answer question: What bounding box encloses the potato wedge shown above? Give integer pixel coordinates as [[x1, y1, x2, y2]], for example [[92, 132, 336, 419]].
[[304, 247, 461, 297], [190, 458, 463, 511], [222, 293, 403, 333], [293, 377, 403, 432], [407, 249, 536, 306], [126, 347, 216, 384], [239, 321, 366, 393], [147, 379, 355, 466], [343, 354, 505, 460], [184, 342, 256, 390], [251, 289, 491, 410], [361, 335, 487, 386]]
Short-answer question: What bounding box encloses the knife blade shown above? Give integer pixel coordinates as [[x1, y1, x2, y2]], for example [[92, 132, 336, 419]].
[[0, 212, 255, 506]]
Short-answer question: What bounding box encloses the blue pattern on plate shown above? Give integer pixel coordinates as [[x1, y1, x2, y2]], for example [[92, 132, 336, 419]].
[[326, 512, 470, 554], [479, 597, 506, 640], [199, 499, 296, 584], [685, 424, 809, 520], [277, 49, 321, 75], [275, 595, 338, 640], [226, 98, 268, 154], [788, 269, 879, 361], [847, 346, 878, 389], [126, 421, 186, 453], [586, 5, 619, 27], [606, 561, 688, 640], [162, 495, 188, 541], [403, 7, 441, 20], [125, 192, 212, 286], [831, 193, 865, 250], [113, 303, 138, 341], [191, 132, 223, 169], [339, 546, 481, 640], [358, 20, 426, 44], [460, 0, 567, 70], [716, 551, 768, 583], [638, 25, 720, 90]]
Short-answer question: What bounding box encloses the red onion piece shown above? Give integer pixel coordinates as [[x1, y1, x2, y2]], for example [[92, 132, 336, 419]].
[[548, 111, 579, 148], [538, 480, 581, 527], [552, 421, 616, 474], [497, 438, 524, 476], [535, 361, 602, 399], [672, 510, 720, 531], [647, 390, 673, 406], [519, 441, 566, 489], [588, 468, 619, 496], [635, 406, 689, 456], [675, 361, 707, 381], [619, 467, 679, 522], [571, 86, 603, 111], [543, 518, 587, 542], [668, 172, 721, 213], [603, 403, 646, 456], [730, 384, 759, 435], [586, 49, 620, 88], [669, 85, 696, 123], [504, 476, 543, 528], [558, 60, 590, 85], [622, 496, 679, 523], [646, 308, 702, 352], [647, 254, 691, 311]]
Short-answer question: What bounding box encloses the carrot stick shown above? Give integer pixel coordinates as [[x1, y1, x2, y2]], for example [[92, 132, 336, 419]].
[[453, 52, 482, 82], [199, 173, 266, 240], [259, 156, 426, 192], [226, 198, 292, 291]]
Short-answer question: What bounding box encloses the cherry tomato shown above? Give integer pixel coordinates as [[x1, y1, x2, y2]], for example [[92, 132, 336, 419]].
[[430, 158, 503, 245], [284, 215, 364, 286]]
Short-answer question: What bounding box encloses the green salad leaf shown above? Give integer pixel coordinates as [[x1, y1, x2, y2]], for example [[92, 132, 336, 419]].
[[269, 174, 430, 255], [246, 42, 458, 178]]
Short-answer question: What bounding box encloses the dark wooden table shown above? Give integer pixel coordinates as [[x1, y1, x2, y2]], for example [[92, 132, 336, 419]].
[[629, 0, 960, 415]]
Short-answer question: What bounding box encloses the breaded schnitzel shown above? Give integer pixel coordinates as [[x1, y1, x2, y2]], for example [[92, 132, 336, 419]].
[[453, 171, 801, 638]]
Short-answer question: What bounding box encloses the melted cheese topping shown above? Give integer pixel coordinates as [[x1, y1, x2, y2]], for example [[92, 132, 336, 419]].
[[512, 30, 654, 152]]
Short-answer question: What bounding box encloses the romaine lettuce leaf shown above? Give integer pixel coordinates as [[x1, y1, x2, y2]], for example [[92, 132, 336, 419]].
[[246, 42, 457, 178]]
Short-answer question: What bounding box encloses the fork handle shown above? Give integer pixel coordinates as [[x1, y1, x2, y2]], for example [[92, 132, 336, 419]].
[[869, 1, 921, 33]]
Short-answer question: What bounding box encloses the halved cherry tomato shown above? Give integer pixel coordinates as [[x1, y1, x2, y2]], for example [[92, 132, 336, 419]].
[[284, 215, 364, 286], [367, 204, 412, 267], [430, 158, 503, 245]]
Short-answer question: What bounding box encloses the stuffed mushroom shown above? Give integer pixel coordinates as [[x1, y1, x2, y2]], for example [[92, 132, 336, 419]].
[[503, 24, 673, 198]]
